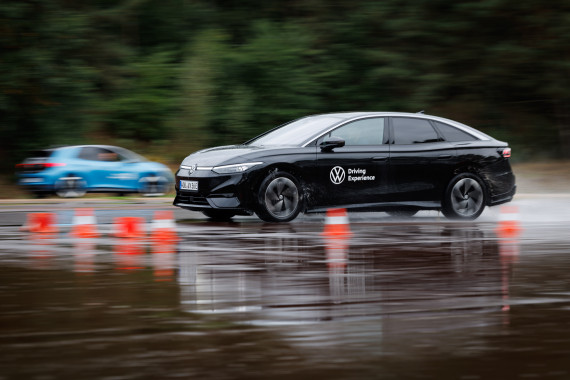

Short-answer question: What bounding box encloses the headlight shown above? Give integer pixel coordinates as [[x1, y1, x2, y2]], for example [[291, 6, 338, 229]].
[[212, 162, 263, 174]]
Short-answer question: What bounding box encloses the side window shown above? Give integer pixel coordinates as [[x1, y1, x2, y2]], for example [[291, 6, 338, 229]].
[[78, 147, 119, 161], [96, 148, 120, 162], [434, 121, 477, 142], [323, 118, 385, 146], [78, 147, 99, 160], [392, 118, 440, 144]]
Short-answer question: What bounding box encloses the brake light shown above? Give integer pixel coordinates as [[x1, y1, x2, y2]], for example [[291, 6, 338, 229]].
[[501, 148, 511, 158], [16, 163, 66, 169]]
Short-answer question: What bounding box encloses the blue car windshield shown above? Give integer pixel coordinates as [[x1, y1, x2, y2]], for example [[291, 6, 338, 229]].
[[246, 116, 343, 146], [114, 147, 146, 162]]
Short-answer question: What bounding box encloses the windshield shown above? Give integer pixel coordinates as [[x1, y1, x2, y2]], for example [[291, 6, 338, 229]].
[[112, 147, 147, 162], [246, 116, 343, 146]]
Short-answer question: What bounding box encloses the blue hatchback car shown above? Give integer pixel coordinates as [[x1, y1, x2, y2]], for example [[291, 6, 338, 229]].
[[16, 145, 174, 198]]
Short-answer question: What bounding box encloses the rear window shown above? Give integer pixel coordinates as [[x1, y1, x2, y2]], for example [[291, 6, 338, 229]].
[[434, 121, 477, 142], [392, 117, 440, 144]]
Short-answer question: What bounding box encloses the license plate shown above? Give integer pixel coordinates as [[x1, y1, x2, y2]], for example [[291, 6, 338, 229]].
[[180, 180, 198, 191]]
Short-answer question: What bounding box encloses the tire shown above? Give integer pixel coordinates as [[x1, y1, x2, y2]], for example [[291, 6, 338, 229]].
[[256, 171, 303, 222], [442, 173, 486, 220], [55, 175, 86, 198], [202, 210, 235, 221], [139, 174, 169, 196], [386, 209, 418, 218]]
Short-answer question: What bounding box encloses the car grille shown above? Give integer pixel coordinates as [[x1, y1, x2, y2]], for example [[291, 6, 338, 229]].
[[176, 194, 209, 206]]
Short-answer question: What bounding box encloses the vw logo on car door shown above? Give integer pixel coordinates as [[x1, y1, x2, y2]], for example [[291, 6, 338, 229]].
[[330, 166, 346, 184]]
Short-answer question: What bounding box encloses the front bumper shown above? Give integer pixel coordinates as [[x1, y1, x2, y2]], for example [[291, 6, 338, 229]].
[[172, 168, 256, 215], [173, 193, 242, 209]]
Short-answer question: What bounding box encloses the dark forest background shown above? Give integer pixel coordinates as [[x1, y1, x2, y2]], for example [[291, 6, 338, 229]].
[[2, 0, 570, 174]]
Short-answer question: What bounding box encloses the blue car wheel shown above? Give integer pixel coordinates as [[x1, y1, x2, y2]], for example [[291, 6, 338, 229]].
[[55, 174, 87, 198], [138, 174, 169, 196]]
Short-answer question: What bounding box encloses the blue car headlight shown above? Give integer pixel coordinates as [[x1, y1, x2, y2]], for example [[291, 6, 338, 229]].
[[211, 162, 263, 175]]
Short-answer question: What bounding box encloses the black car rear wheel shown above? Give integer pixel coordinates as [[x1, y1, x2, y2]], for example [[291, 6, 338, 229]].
[[256, 171, 302, 222], [442, 173, 486, 220]]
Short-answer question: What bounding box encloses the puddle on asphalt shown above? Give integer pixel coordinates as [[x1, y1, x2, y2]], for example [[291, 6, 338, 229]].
[[1, 220, 570, 379]]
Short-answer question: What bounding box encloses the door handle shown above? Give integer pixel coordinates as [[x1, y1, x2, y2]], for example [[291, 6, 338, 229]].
[[372, 156, 388, 161], [438, 155, 452, 159]]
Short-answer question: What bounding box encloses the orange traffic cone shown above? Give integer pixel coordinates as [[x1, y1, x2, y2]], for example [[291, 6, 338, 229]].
[[114, 216, 146, 239], [323, 208, 352, 237], [71, 208, 99, 238], [150, 210, 178, 243], [496, 205, 522, 239], [22, 212, 58, 234], [323, 208, 351, 269]]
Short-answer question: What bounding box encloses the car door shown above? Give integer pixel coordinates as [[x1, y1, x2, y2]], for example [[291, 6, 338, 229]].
[[107, 147, 146, 190], [388, 117, 457, 202], [314, 117, 390, 208], [79, 146, 135, 190]]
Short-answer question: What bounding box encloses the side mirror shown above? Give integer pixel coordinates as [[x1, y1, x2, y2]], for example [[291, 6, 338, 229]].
[[320, 136, 345, 152]]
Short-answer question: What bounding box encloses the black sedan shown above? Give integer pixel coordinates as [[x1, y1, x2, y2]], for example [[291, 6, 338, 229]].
[[174, 112, 516, 222]]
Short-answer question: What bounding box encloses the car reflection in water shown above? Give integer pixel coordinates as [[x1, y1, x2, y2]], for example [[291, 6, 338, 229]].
[[177, 222, 513, 355]]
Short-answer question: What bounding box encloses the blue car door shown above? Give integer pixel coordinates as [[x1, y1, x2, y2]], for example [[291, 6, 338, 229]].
[[77, 146, 135, 190]]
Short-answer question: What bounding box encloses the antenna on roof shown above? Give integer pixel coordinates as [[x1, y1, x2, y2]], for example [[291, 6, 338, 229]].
[[417, 110, 425, 114]]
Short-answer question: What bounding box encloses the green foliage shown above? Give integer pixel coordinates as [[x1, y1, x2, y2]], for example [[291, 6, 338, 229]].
[[2, 0, 570, 174], [0, 0, 96, 169], [212, 21, 326, 143], [103, 51, 179, 142]]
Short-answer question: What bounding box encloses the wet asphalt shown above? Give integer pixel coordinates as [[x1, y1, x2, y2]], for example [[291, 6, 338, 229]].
[[1, 196, 570, 379]]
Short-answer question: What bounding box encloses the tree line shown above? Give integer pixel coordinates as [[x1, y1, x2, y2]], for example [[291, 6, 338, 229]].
[[2, 0, 569, 173]]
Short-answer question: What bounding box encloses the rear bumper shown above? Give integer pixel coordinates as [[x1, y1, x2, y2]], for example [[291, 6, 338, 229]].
[[17, 177, 55, 193], [489, 184, 516, 206], [483, 164, 516, 206]]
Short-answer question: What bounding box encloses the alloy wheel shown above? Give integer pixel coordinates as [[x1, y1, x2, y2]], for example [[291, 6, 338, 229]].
[[264, 177, 300, 220], [55, 176, 86, 198], [450, 178, 484, 217]]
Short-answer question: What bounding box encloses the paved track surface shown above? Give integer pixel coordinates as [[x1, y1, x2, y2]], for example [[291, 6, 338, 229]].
[[1, 195, 569, 379]]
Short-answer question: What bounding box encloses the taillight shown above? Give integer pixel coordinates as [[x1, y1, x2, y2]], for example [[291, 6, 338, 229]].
[[16, 163, 66, 170], [501, 148, 511, 158]]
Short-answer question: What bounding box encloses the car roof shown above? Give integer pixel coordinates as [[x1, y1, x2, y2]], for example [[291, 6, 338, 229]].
[[50, 145, 123, 151], [307, 112, 493, 140]]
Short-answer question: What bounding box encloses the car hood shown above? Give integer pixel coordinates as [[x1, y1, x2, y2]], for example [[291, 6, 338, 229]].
[[181, 145, 293, 167]]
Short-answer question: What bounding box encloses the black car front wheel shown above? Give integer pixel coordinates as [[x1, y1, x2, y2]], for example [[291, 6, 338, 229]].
[[442, 173, 486, 220], [256, 171, 303, 222]]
